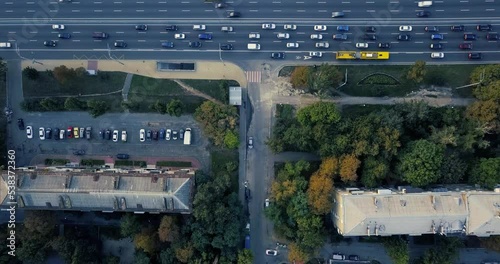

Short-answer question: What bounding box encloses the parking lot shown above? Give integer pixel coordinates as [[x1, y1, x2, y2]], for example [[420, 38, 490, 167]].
[[10, 111, 210, 170]]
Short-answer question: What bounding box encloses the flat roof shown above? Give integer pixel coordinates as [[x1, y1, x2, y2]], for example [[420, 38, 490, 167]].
[[229, 86, 242, 105]]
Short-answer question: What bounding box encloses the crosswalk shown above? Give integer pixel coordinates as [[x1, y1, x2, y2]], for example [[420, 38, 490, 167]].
[[245, 71, 262, 83]]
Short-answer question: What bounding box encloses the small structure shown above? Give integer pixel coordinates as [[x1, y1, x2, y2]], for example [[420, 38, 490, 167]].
[[229, 86, 242, 105]]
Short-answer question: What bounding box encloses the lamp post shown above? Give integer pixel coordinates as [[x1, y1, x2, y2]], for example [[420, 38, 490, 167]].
[[15, 43, 43, 65], [218, 43, 225, 66], [107, 43, 124, 65]]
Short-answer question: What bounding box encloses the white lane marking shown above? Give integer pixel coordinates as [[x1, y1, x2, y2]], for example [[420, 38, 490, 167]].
[[485, 0, 494, 2], [158, 1, 167, 3], [29, 39, 37, 42], [72, 40, 80, 42], [436, 9, 444, 11], [273, 9, 282, 12], [318, 1, 326, 3], [297, 32, 305, 34], [137, 9, 144, 12], [272, 1, 281, 3], [71, 10, 80, 12], [181, 9, 190, 11], [227, 40, 236, 43], [138, 40, 146, 42], [137, 1, 145, 3], [204, 9, 213, 11], [390, 10, 400, 12], [116, 32, 124, 34], [113, 10, 122, 12], [94, 10, 103, 12], [460, 9, 469, 11], [367, 10, 375, 12], [181, 1, 190, 3], [341, 1, 350, 3], [344, 10, 351, 12], [485, 8, 495, 11], [94, 1, 102, 3], [5, 2, 13, 4], [114, 1, 122, 3], [159, 10, 167, 12], [249, 9, 258, 12], [296, 1, 304, 3], [73, 32, 80, 34], [318, 10, 327, 12], [26, 10, 35, 12], [366, 1, 374, 3], [27, 1, 35, 4], [297, 9, 305, 12], [434, 0, 443, 2], [249, 1, 257, 3], [460, 0, 468, 2]]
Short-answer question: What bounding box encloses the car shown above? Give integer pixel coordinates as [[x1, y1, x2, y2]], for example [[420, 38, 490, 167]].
[[189, 41, 202, 48], [459, 43, 473, 49], [310, 34, 323, 40], [59, 129, 65, 140], [17, 118, 24, 130], [356, 43, 369, 48], [52, 24, 65, 30], [165, 25, 178, 31], [220, 43, 233, 50], [286, 42, 299, 48], [248, 137, 253, 149], [451, 25, 465, 32], [135, 24, 147, 31], [67, 127, 73, 138], [215, 2, 225, 8], [365, 26, 376, 32], [193, 24, 205, 31], [331, 11, 345, 18], [139, 129, 145, 142], [58, 33, 71, 39], [73, 150, 85, 156], [166, 129, 171, 140], [158, 129, 165, 140], [172, 130, 178, 140], [309, 51, 323, 58], [221, 26, 233, 32], [430, 43, 443, 49], [265, 198, 270, 207], [315, 42, 330, 48], [146, 130, 152, 140], [152, 130, 158, 140], [105, 129, 111, 140], [174, 33, 185, 39], [73, 127, 79, 139], [116, 154, 130, 159], [79, 127, 84, 138], [431, 52, 444, 59], [277, 33, 290, 39], [378, 42, 391, 48], [468, 53, 482, 59], [262, 23, 276, 29], [114, 41, 127, 48], [364, 34, 376, 40], [424, 26, 439, 32], [112, 130, 119, 142], [464, 34, 476, 40], [121, 131, 127, 142], [284, 24, 297, 30], [180, 129, 184, 140], [337, 25, 349, 31], [249, 33, 260, 39], [399, 25, 412, 32], [39, 127, 45, 140], [99, 130, 105, 139], [85, 127, 91, 139], [266, 250, 278, 256], [54, 128, 60, 140], [198, 33, 212, 40], [477, 24, 492, 31], [314, 25, 327, 31], [431, 34, 444, 40], [348, 255, 360, 261], [333, 34, 347, 40], [397, 34, 411, 41], [26, 126, 33, 139], [416, 11, 430, 17], [44, 40, 57, 47], [486, 33, 499, 40], [226, 11, 240, 18], [161, 42, 174, 48], [45, 128, 52, 139], [271, 52, 285, 59]]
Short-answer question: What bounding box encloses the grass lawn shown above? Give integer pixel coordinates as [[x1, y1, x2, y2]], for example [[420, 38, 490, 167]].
[[211, 149, 239, 192], [180, 79, 240, 103]]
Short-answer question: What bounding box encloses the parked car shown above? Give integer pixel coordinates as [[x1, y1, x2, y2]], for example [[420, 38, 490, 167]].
[[152, 130, 158, 140], [248, 137, 253, 149], [85, 127, 91, 139], [112, 130, 119, 142], [172, 130, 178, 140], [105, 129, 111, 140], [26, 126, 33, 139], [17, 118, 24, 130], [54, 128, 60, 140], [309, 51, 323, 58], [44, 40, 57, 47], [52, 24, 65, 30], [140, 129, 145, 142], [100, 129, 105, 140], [39, 127, 45, 140], [79, 127, 84, 138], [159, 129, 165, 140], [265, 250, 277, 256], [146, 130, 152, 140], [180, 129, 184, 139], [166, 129, 171, 140], [271, 52, 285, 59], [378, 42, 391, 48], [121, 131, 127, 142], [67, 127, 73, 138], [114, 41, 127, 48], [116, 154, 130, 159], [45, 128, 52, 140], [59, 129, 65, 140], [73, 127, 79, 139]]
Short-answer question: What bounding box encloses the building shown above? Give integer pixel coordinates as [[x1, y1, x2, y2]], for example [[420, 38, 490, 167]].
[[332, 186, 500, 237], [0, 166, 195, 214], [229, 86, 242, 106]]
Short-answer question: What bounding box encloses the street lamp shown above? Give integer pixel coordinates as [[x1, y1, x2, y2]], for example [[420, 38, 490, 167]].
[[218, 43, 225, 66], [15, 43, 43, 65], [107, 43, 124, 65]]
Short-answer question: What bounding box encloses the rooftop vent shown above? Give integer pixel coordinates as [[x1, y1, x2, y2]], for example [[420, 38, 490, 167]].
[[152, 176, 158, 183], [400, 200, 407, 207], [93, 175, 99, 182]]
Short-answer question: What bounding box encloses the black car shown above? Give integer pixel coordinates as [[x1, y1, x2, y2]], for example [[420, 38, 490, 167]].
[[152, 130, 159, 140], [424, 26, 438, 32], [416, 11, 430, 17], [54, 128, 60, 140], [17, 118, 24, 130], [135, 24, 148, 31], [378, 42, 391, 48], [220, 43, 233, 50], [116, 154, 130, 159], [189, 41, 202, 48], [85, 127, 91, 140], [464, 34, 477, 40], [364, 34, 376, 40], [397, 34, 411, 41], [99, 129, 105, 139], [476, 24, 492, 31], [459, 43, 473, 49], [365, 26, 376, 32], [114, 41, 127, 48], [146, 130, 152, 140], [430, 43, 443, 49], [451, 25, 465, 32], [165, 25, 178, 31], [486, 33, 499, 40], [468, 53, 482, 59], [348, 255, 360, 261], [45, 128, 52, 139], [105, 129, 112, 140], [58, 33, 71, 39], [226, 11, 241, 18], [271, 52, 285, 59], [44, 40, 57, 47], [73, 150, 85, 156]]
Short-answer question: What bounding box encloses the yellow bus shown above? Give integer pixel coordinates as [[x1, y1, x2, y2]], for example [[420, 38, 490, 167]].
[[335, 51, 390, 60]]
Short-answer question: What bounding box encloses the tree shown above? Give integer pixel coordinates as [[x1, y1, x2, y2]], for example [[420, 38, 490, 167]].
[[103, 256, 120, 264], [194, 101, 238, 147], [120, 214, 141, 238], [64, 97, 87, 111], [420, 236, 462, 264], [440, 152, 467, 184], [397, 140, 444, 187], [317, 156, 339, 178], [167, 99, 184, 117], [361, 157, 389, 188], [307, 172, 334, 214], [134, 228, 159, 254], [287, 243, 309, 263], [151, 100, 166, 114], [465, 100, 500, 133], [407, 60, 426, 83], [158, 216, 180, 242], [470, 64, 500, 86], [383, 237, 409, 264], [480, 236, 500, 252], [309, 64, 343, 94], [134, 251, 151, 264], [23, 66, 39, 80], [290, 66, 311, 89], [429, 126, 458, 146], [87, 99, 109, 117], [469, 157, 500, 189], [224, 130, 239, 149], [339, 154, 361, 183], [237, 249, 253, 264], [159, 248, 177, 264], [40, 97, 63, 111], [53, 65, 75, 85], [473, 79, 500, 100], [175, 244, 194, 263], [297, 102, 341, 127]]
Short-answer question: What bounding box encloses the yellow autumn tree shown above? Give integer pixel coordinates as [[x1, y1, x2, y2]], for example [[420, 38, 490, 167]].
[[290, 66, 311, 88], [175, 244, 194, 263], [339, 154, 361, 183], [288, 243, 309, 263], [317, 156, 339, 178], [134, 228, 158, 254], [307, 171, 334, 215]]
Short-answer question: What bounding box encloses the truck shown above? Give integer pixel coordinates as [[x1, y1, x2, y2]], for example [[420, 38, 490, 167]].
[[244, 235, 250, 249], [418, 1, 432, 7], [183, 128, 192, 145], [336, 51, 389, 60]]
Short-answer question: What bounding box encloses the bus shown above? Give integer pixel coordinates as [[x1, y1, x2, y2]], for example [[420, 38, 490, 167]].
[[335, 51, 390, 60]]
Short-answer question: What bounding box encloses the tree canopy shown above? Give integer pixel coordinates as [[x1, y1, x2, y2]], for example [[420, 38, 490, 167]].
[[194, 101, 239, 148], [397, 139, 444, 187]]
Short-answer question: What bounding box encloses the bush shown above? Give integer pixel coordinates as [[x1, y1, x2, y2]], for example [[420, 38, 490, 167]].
[[115, 160, 147, 168], [23, 67, 39, 80], [80, 159, 105, 166], [358, 74, 400, 85], [156, 161, 192, 167], [87, 99, 109, 117], [45, 159, 70, 166]]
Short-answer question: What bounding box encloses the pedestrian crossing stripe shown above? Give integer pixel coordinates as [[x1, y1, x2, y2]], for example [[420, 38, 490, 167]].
[[245, 71, 261, 83]]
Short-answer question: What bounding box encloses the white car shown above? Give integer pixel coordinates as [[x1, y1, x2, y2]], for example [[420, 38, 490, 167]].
[[26, 126, 33, 139], [174, 34, 185, 39], [356, 43, 369, 48], [249, 33, 260, 39], [265, 250, 278, 256], [286, 42, 299, 48], [112, 130, 119, 142], [314, 25, 327, 31], [431, 52, 444, 59], [309, 51, 323, 58], [277, 33, 290, 39], [310, 34, 323, 40], [284, 24, 297, 30], [265, 198, 270, 207], [139, 129, 145, 142], [315, 42, 330, 48], [166, 129, 172, 140], [262, 23, 276, 29], [121, 131, 127, 142], [59, 129, 65, 139], [39, 127, 45, 140], [399, 25, 413, 32], [52, 25, 65, 30]]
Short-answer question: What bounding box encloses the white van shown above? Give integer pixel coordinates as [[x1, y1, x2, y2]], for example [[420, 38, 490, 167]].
[[247, 43, 261, 50], [418, 1, 432, 7], [0, 42, 11, 48], [193, 25, 206, 31], [183, 128, 192, 145]]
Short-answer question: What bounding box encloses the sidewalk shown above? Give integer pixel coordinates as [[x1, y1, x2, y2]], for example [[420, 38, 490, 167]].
[[22, 60, 248, 88]]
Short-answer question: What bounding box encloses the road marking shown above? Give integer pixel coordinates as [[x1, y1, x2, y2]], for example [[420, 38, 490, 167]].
[[73, 32, 80, 34], [273, 9, 282, 12], [137, 9, 144, 12], [72, 40, 80, 42], [405, 52, 424, 54], [227, 40, 236, 42], [246, 71, 261, 83], [158, 1, 167, 3], [181, 1, 190, 3], [27, 1, 35, 4], [390, 10, 400, 12], [249, 9, 258, 12], [366, 1, 374, 3], [297, 32, 305, 34], [297, 9, 305, 12], [94, 10, 102, 12], [137, 1, 145, 3], [94, 1, 102, 3], [296, 1, 304, 3], [71, 10, 80, 12], [485, 0, 494, 2], [272, 1, 281, 3], [389, 1, 399, 3], [461, 9, 469, 11], [459, 0, 468, 2], [341, 1, 350, 3], [4, 2, 13, 4], [138, 40, 146, 42], [318, 1, 326, 3], [29, 39, 37, 42], [114, 1, 122, 3], [486, 8, 495, 11], [436, 9, 444, 11], [367, 10, 375, 12], [414, 41, 423, 43], [159, 10, 167, 12], [181, 9, 190, 11], [318, 10, 327, 12], [249, 1, 258, 3], [204, 9, 213, 11], [113, 10, 122, 12], [26, 10, 35, 12]]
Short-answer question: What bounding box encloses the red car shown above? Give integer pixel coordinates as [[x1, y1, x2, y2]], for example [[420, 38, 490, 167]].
[[459, 43, 472, 50], [67, 127, 73, 138]]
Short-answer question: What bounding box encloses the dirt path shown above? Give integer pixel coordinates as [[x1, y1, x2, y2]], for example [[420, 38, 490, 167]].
[[173, 79, 224, 105]]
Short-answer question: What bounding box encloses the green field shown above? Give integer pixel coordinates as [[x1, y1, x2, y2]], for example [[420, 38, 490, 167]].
[[180, 79, 240, 103]]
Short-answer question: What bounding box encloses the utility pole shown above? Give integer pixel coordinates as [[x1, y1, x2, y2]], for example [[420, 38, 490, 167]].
[[218, 43, 225, 66], [107, 43, 124, 65]]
